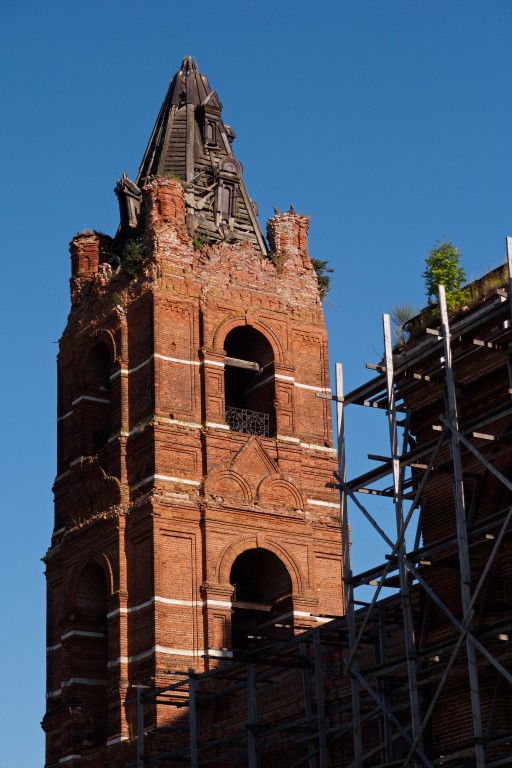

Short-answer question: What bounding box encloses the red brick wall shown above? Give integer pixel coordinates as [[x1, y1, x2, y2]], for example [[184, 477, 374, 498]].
[[44, 178, 343, 766]]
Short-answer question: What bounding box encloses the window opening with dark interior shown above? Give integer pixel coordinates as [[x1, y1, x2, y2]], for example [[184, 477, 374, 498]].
[[80, 342, 112, 454], [230, 549, 293, 652], [219, 182, 235, 219], [224, 326, 275, 437], [205, 119, 217, 146], [74, 564, 109, 746]]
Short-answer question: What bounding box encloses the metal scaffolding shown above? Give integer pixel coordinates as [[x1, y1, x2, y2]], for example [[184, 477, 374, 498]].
[[130, 247, 512, 767]]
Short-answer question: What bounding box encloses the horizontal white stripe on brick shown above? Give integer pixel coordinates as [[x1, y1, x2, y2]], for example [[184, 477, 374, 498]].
[[48, 677, 107, 696], [72, 395, 111, 406], [62, 677, 107, 687], [47, 642, 63, 652], [155, 644, 198, 657], [156, 353, 200, 366], [307, 498, 339, 509], [159, 416, 202, 429], [111, 353, 202, 381], [109, 645, 201, 667], [294, 382, 331, 393], [107, 597, 154, 619], [106, 736, 129, 746], [46, 687, 62, 699], [276, 434, 300, 443], [207, 648, 234, 658], [205, 421, 229, 431], [61, 630, 105, 640], [300, 442, 337, 454], [205, 421, 230, 430], [53, 470, 70, 482], [107, 656, 129, 668], [131, 473, 201, 492], [203, 359, 225, 368], [293, 610, 332, 622], [60, 755, 81, 763], [206, 599, 232, 608], [57, 410, 73, 422], [69, 455, 88, 467], [107, 595, 234, 620], [275, 374, 295, 382], [107, 648, 153, 667]]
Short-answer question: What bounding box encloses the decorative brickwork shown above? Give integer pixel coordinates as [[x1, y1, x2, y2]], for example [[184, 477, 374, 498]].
[[43, 59, 342, 767]]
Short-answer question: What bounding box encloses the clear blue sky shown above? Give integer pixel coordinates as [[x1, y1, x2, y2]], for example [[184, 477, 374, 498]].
[[2, 1, 512, 763]]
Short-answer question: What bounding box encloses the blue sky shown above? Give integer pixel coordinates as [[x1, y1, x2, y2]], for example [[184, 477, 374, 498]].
[[2, 1, 512, 763]]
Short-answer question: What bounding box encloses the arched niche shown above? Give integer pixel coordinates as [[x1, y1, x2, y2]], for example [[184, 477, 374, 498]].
[[79, 341, 112, 454], [72, 563, 109, 747], [229, 548, 293, 651], [224, 326, 276, 437]]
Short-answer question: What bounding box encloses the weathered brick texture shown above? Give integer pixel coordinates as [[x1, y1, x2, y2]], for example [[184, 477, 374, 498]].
[[44, 177, 342, 766]]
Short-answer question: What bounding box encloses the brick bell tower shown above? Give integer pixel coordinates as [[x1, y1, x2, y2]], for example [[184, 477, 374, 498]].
[[43, 56, 342, 766]]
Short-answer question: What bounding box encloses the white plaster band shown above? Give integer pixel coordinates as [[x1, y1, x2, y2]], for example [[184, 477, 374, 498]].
[[54, 470, 71, 482], [46, 688, 62, 699], [276, 434, 300, 443], [47, 642, 63, 652], [111, 353, 203, 381], [156, 353, 200, 366], [205, 599, 232, 608], [61, 630, 105, 640], [69, 456, 88, 467], [106, 736, 129, 746], [108, 646, 199, 666], [307, 498, 339, 509], [57, 410, 73, 422], [60, 755, 81, 763], [130, 473, 201, 492], [58, 677, 107, 689], [71, 395, 111, 406], [159, 416, 202, 429], [300, 443, 337, 454], [107, 597, 154, 619], [203, 359, 225, 368], [107, 595, 233, 619], [205, 421, 230, 430], [294, 382, 331, 393]]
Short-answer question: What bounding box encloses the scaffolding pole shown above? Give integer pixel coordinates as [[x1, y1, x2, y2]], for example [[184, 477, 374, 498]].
[[336, 363, 363, 767]]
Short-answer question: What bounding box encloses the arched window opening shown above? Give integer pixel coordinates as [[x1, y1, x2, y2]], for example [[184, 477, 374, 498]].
[[230, 549, 293, 652], [224, 327, 276, 437], [74, 564, 109, 747], [80, 342, 112, 454], [77, 563, 109, 610]]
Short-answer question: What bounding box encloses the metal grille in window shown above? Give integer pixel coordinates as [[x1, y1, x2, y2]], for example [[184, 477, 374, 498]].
[[226, 406, 269, 437]]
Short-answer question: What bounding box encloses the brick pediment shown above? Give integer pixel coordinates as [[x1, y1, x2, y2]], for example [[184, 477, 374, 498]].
[[230, 436, 277, 484]]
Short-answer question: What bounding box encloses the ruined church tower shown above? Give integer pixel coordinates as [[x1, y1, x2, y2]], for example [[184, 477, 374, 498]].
[[43, 57, 342, 766]]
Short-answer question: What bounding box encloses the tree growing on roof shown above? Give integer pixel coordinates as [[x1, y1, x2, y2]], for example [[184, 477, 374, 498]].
[[423, 240, 468, 311]]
